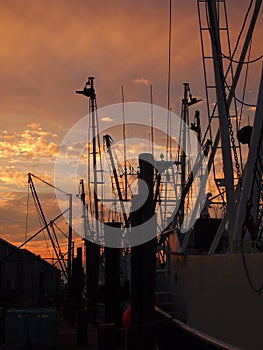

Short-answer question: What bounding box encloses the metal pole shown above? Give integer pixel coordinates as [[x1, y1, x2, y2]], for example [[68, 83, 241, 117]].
[[122, 85, 128, 201], [67, 193, 73, 284]]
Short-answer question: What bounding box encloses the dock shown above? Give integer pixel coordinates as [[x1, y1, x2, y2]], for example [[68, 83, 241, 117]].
[[57, 315, 97, 350]]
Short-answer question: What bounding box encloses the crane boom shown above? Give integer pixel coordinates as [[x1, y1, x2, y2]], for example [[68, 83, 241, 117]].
[[103, 134, 130, 228]]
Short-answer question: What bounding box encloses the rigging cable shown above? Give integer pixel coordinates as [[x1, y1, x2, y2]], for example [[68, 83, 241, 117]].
[[53, 221, 69, 239], [239, 40, 252, 122], [201, 0, 251, 147], [220, 0, 263, 65], [163, 0, 173, 229], [207, 1, 242, 179], [222, 52, 263, 64], [205, 0, 256, 64], [42, 230, 53, 259], [29, 181, 52, 256], [166, 0, 172, 160], [30, 182, 45, 228], [225, 82, 257, 107], [150, 84, 154, 157], [205, 0, 259, 108], [29, 173, 68, 195], [95, 98, 104, 223], [24, 182, 30, 247]]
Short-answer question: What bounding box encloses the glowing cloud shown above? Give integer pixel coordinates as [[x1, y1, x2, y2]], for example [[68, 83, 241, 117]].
[[133, 77, 151, 85], [0, 128, 58, 162], [101, 117, 114, 122]]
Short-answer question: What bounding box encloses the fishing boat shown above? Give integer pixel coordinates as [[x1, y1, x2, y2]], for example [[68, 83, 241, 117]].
[[54, 1, 263, 349], [155, 1, 263, 349]]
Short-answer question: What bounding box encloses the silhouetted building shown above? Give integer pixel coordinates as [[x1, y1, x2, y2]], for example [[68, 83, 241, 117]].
[[0, 238, 60, 307]]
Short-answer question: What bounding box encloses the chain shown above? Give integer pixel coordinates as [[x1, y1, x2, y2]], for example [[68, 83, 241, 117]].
[[208, 1, 242, 181], [226, 105, 242, 180]]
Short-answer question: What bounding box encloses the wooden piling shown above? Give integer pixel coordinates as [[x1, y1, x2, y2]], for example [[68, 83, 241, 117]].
[[104, 222, 121, 326], [131, 153, 157, 350]]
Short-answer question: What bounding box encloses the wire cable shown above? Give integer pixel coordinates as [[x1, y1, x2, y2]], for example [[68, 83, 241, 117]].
[[201, 0, 253, 146], [222, 52, 263, 64], [24, 182, 30, 247], [225, 81, 257, 107], [206, 0, 260, 65], [204, 0, 259, 108], [219, 0, 263, 65], [166, 0, 172, 160], [29, 172, 68, 195], [239, 40, 252, 121]]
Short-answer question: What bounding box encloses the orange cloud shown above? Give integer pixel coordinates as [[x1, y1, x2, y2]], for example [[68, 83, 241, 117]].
[[0, 128, 58, 161], [101, 117, 114, 123], [133, 78, 151, 85]]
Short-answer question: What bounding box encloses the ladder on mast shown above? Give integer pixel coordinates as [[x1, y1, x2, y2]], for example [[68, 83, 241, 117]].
[[197, 0, 242, 207], [76, 77, 104, 237], [76, 77, 104, 321]]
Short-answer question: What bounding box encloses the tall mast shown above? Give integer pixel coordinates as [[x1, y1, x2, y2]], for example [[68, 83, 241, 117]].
[[181, 84, 189, 221], [178, 83, 201, 228], [90, 77, 100, 227], [76, 77, 101, 321], [76, 77, 101, 232], [207, 0, 236, 232]]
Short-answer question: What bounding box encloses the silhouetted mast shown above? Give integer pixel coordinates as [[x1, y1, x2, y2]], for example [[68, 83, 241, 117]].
[[76, 77, 101, 321], [76, 77, 101, 230]]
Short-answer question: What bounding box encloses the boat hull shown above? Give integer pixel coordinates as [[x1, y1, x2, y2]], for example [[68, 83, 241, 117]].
[[169, 253, 263, 350]]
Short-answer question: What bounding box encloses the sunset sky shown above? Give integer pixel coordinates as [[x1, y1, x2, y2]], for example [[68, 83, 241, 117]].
[[0, 0, 262, 258]]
